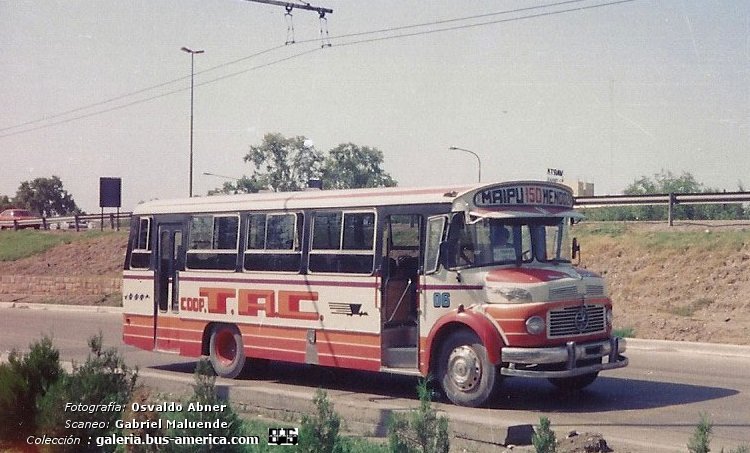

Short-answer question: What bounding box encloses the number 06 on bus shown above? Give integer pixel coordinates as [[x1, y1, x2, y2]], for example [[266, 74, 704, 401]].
[[122, 181, 627, 407]]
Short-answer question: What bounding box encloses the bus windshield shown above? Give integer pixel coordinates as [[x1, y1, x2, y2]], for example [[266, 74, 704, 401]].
[[446, 214, 572, 268]]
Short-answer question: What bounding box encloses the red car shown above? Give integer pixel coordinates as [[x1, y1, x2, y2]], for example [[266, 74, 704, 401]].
[[0, 209, 43, 229]]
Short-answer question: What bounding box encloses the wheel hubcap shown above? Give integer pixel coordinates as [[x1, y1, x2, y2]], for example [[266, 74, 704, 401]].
[[215, 331, 237, 365], [448, 345, 481, 391]]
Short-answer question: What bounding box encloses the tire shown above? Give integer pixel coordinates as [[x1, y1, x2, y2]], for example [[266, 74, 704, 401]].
[[438, 330, 498, 407], [548, 358, 600, 391], [208, 324, 246, 379]]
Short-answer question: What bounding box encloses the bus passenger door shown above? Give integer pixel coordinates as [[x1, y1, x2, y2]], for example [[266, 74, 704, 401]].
[[381, 214, 421, 369], [421, 215, 450, 341], [154, 223, 183, 351]]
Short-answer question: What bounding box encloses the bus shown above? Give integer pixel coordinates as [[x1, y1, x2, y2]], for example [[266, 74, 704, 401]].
[[122, 180, 627, 407]]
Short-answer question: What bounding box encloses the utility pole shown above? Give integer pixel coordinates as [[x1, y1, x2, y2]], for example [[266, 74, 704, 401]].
[[181, 47, 204, 197]]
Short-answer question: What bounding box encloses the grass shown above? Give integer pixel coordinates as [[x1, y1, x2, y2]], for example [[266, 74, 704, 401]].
[[665, 298, 714, 317], [573, 222, 629, 238], [636, 231, 749, 252], [574, 222, 750, 251], [0, 229, 122, 262], [613, 326, 635, 338]]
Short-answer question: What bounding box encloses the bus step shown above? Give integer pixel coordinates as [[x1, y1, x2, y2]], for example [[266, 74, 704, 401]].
[[381, 324, 418, 348], [383, 346, 417, 368]]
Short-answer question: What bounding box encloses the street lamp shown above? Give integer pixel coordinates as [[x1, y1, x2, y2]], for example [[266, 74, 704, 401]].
[[202, 172, 240, 181], [182, 46, 204, 197], [203, 172, 246, 194], [449, 146, 482, 183]]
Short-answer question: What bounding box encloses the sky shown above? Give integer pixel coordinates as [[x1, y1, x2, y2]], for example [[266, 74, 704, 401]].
[[1, 0, 748, 213]]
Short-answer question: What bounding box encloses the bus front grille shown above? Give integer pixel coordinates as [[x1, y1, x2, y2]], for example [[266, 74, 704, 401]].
[[548, 304, 606, 338]]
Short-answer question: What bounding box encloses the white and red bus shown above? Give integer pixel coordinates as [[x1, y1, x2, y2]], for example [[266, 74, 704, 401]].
[[122, 181, 627, 407]]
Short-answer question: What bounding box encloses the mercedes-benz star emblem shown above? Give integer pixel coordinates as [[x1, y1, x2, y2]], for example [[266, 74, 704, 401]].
[[575, 306, 589, 332]]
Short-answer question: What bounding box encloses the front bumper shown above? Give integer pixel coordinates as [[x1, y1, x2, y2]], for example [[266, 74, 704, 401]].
[[500, 337, 628, 378]]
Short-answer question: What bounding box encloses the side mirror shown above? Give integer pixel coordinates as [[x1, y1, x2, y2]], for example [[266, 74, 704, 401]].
[[572, 237, 580, 260]]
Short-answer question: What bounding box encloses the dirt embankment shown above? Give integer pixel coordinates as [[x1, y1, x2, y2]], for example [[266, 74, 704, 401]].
[[1, 223, 749, 345], [0, 232, 127, 277], [0, 232, 128, 277], [577, 221, 750, 345], [0, 232, 127, 305]]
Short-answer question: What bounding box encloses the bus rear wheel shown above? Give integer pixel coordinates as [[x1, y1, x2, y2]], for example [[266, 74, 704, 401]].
[[438, 330, 497, 407], [208, 324, 246, 379]]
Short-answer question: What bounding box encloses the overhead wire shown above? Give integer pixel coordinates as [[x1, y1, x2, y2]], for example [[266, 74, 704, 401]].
[[332, 0, 635, 48], [0, 46, 324, 138], [0, 0, 636, 140], [318, 0, 595, 43], [0, 44, 287, 134]]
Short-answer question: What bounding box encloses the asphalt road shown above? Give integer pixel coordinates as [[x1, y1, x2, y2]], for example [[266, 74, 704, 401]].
[[1, 304, 749, 452]]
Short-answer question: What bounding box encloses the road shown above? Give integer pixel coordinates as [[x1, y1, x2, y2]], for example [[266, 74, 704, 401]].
[[1, 304, 749, 452]]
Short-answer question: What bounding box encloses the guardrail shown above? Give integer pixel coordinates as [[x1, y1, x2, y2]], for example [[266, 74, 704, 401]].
[[0, 212, 133, 232], [3, 190, 750, 231], [575, 191, 750, 226]]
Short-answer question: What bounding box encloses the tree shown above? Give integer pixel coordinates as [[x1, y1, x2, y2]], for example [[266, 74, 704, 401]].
[[0, 195, 12, 211], [207, 176, 266, 196], [14, 176, 80, 217], [321, 143, 397, 189], [243, 133, 323, 192], [212, 133, 399, 195], [623, 170, 702, 220], [585, 170, 747, 221]]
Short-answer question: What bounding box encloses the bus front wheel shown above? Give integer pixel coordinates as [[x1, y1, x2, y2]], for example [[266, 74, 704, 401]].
[[548, 358, 601, 391], [208, 324, 246, 379], [438, 330, 497, 407]]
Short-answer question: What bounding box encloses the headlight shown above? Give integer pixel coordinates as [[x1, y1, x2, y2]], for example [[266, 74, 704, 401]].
[[526, 316, 545, 335], [606, 307, 614, 326], [491, 287, 533, 303]]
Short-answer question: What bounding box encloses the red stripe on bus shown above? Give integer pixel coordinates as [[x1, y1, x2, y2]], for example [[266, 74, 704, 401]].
[[180, 276, 378, 288], [156, 326, 203, 341], [317, 355, 381, 372], [245, 334, 306, 351], [124, 274, 378, 289], [124, 314, 383, 366], [419, 284, 484, 291], [123, 324, 152, 335], [123, 335, 154, 351]]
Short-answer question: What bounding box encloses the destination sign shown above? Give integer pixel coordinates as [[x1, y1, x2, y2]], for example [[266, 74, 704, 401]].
[[472, 183, 573, 208]]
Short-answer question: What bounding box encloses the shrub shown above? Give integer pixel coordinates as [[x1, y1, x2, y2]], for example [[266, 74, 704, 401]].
[[532, 416, 557, 453], [299, 388, 342, 453], [119, 386, 167, 453], [164, 358, 245, 453], [388, 379, 449, 453], [724, 446, 750, 453], [0, 363, 31, 445], [688, 412, 713, 453], [0, 335, 63, 445], [37, 333, 138, 452]]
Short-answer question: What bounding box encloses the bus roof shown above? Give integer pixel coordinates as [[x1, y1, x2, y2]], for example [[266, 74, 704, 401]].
[[131, 181, 576, 216], [132, 184, 476, 215]]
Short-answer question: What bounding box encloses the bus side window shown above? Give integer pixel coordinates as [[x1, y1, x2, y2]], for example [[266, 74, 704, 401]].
[[130, 217, 152, 269], [424, 216, 446, 274], [244, 212, 302, 272], [186, 215, 239, 270], [309, 211, 375, 274], [446, 213, 473, 268]]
